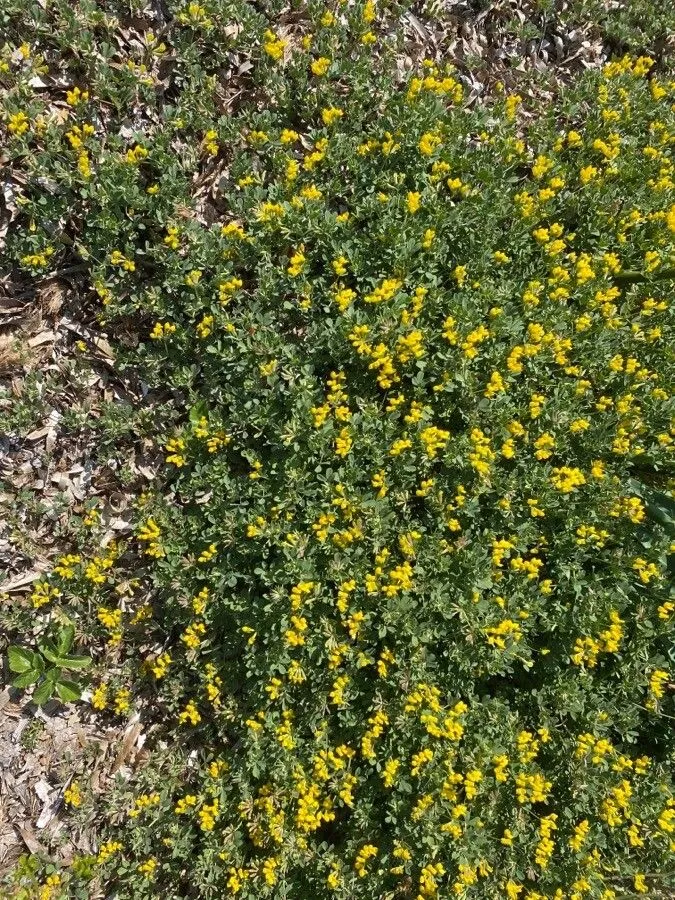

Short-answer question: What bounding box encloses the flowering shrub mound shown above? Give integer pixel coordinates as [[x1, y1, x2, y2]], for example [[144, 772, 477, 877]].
[[3, 1, 675, 898]]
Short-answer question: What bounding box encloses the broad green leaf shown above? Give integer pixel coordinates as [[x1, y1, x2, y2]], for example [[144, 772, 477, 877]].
[[32, 680, 54, 705], [12, 669, 41, 689], [41, 646, 61, 665], [57, 625, 75, 655], [55, 679, 81, 702], [59, 655, 92, 671], [8, 646, 33, 673]]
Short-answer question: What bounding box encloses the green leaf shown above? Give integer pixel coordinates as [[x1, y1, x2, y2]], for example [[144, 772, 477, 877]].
[[57, 625, 75, 655], [59, 655, 92, 671], [629, 478, 675, 536], [189, 400, 208, 424], [55, 679, 81, 702], [32, 680, 54, 705], [8, 646, 33, 673], [613, 266, 675, 285], [12, 669, 42, 689], [42, 652, 91, 670], [41, 646, 61, 665]]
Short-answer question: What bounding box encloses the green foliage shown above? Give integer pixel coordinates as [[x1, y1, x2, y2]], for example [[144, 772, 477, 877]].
[[575, 0, 675, 53], [8, 624, 91, 704]]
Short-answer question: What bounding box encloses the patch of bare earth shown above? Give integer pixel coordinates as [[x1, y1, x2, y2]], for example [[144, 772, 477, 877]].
[[0, 690, 147, 878], [0, 279, 162, 875]]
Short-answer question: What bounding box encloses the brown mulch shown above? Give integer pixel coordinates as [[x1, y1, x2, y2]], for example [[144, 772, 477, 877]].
[[0, 686, 149, 877]]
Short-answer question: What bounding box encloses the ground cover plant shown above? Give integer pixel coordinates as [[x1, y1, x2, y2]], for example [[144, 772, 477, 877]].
[[1, 0, 675, 898]]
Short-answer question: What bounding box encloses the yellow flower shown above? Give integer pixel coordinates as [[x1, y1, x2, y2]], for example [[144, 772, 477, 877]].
[[419, 132, 442, 156], [569, 819, 590, 851], [419, 425, 450, 459], [332, 255, 348, 276], [485, 370, 506, 398], [197, 542, 217, 562], [634, 875, 648, 894], [334, 427, 353, 457], [114, 689, 131, 715], [321, 106, 344, 127], [422, 228, 436, 249], [262, 857, 278, 885], [124, 144, 148, 165], [453, 264, 467, 286], [364, 277, 401, 304], [198, 799, 219, 830], [534, 432, 555, 460], [150, 652, 171, 679], [110, 250, 135, 271], [8, 111, 29, 135], [505, 94, 522, 120], [580, 164, 599, 184], [31, 581, 61, 609], [63, 781, 82, 807], [150, 322, 177, 340], [354, 844, 377, 877], [181, 622, 206, 650], [138, 857, 157, 878], [666, 203, 675, 233], [97, 840, 122, 864], [311, 57, 330, 76], [175, 794, 198, 814], [648, 668, 669, 700], [288, 245, 306, 276], [406, 191, 421, 214], [532, 155, 553, 179], [550, 466, 586, 493], [178, 700, 201, 725], [91, 683, 108, 710], [411, 748, 434, 775], [263, 30, 286, 61]]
